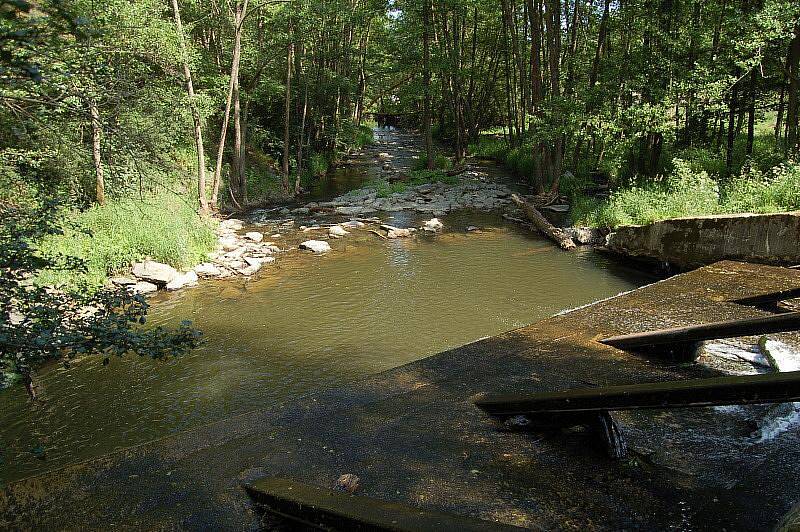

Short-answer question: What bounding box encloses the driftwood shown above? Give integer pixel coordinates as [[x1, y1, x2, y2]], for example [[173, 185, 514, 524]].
[[511, 193, 576, 250], [368, 229, 388, 240]]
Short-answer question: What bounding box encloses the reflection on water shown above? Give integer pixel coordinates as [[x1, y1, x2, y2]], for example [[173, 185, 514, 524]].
[[0, 212, 653, 484]]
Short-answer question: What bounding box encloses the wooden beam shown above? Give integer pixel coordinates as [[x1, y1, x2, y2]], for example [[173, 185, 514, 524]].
[[474, 370, 800, 418], [245, 477, 526, 531], [600, 312, 800, 354]]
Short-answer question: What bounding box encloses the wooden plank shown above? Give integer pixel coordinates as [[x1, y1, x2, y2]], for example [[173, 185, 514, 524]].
[[245, 477, 527, 531], [474, 371, 800, 418], [599, 312, 800, 350], [730, 288, 800, 306]]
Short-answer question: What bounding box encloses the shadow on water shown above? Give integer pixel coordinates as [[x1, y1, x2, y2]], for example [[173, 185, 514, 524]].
[[0, 129, 656, 485]]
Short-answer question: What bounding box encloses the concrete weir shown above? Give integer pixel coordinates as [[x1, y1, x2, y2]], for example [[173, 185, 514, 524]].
[[607, 210, 800, 269], [2, 261, 800, 529]]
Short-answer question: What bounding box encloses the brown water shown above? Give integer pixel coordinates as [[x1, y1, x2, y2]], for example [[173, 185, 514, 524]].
[[0, 134, 654, 485]]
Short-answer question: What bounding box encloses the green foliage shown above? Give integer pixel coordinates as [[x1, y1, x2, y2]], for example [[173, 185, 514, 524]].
[[0, 202, 203, 392], [411, 152, 452, 171], [722, 163, 800, 214], [36, 196, 216, 291], [469, 136, 509, 161], [572, 159, 800, 228]]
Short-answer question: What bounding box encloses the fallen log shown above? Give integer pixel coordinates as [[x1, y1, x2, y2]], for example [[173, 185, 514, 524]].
[[511, 194, 576, 250]]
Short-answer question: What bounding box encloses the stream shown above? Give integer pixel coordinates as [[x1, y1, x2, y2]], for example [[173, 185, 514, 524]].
[[0, 130, 655, 485]]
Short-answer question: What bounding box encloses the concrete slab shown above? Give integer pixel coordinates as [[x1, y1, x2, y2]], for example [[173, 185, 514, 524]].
[[2, 261, 800, 530]]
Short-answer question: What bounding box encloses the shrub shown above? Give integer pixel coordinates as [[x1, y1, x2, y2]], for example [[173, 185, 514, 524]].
[[36, 195, 217, 291], [411, 152, 452, 171], [469, 136, 509, 160]]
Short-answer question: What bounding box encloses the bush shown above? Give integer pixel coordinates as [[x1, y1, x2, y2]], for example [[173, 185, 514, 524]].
[[572, 159, 720, 227], [36, 195, 217, 291], [469, 136, 509, 160], [411, 152, 452, 171], [721, 163, 800, 214], [572, 159, 800, 228], [354, 125, 375, 148]]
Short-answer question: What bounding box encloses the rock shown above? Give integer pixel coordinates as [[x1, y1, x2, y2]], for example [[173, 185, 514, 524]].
[[335, 206, 375, 216], [110, 276, 137, 286], [387, 228, 413, 238], [128, 281, 158, 295], [340, 220, 366, 229], [219, 235, 240, 251], [194, 263, 223, 278], [466, 226, 480, 232], [279, 208, 291, 215], [304, 202, 319, 209], [223, 247, 247, 260], [299, 240, 331, 253], [422, 218, 444, 232], [219, 218, 244, 231], [244, 231, 263, 242], [329, 225, 350, 238], [564, 226, 607, 246], [132, 260, 179, 285], [292, 207, 310, 215], [166, 271, 199, 291]]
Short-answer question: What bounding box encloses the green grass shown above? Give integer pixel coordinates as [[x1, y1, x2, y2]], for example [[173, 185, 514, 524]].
[[36, 195, 217, 291], [571, 159, 800, 228], [364, 169, 461, 198]]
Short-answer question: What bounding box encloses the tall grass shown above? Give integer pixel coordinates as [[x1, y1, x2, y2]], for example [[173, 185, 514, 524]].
[[36, 195, 217, 291], [572, 159, 800, 228]]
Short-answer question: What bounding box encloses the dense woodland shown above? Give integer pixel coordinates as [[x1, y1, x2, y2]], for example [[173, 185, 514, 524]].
[[1, 0, 799, 387]]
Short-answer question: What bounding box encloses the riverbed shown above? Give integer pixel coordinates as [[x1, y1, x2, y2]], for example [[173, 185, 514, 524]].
[[0, 132, 654, 485]]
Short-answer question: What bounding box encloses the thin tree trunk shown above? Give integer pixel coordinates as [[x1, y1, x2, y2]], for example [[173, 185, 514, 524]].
[[786, 24, 800, 154], [212, 0, 248, 209], [283, 20, 294, 194], [423, 0, 434, 169], [171, 0, 208, 214], [746, 68, 756, 158], [90, 100, 105, 206]]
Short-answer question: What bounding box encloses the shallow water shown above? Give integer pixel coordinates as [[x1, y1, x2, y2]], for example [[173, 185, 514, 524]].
[[0, 211, 652, 484], [0, 129, 655, 484]]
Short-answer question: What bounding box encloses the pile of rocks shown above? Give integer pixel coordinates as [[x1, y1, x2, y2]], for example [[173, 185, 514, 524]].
[[297, 180, 515, 218], [111, 260, 199, 295], [201, 218, 280, 278]]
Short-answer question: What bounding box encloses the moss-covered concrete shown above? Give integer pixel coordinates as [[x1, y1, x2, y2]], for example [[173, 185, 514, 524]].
[[607, 211, 800, 269], [2, 261, 800, 530]]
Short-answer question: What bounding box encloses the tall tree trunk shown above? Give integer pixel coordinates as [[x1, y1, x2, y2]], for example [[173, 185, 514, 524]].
[[726, 77, 739, 176], [171, 0, 208, 214], [90, 100, 105, 206], [422, 0, 434, 169], [212, 0, 248, 209], [746, 68, 756, 158], [786, 24, 800, 154], [283, 20, 294, 194], [230, 76, 244, 207]]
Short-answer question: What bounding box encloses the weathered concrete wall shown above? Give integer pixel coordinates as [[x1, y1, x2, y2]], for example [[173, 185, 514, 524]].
[[607, 211, 800, 269]]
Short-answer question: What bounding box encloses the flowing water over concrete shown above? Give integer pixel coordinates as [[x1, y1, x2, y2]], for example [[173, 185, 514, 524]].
[[0, 130, 652, 485]]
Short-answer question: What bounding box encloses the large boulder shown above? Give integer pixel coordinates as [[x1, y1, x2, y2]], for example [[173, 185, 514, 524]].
[[128, 281, 158, 295], [244, 231, 264, 242], [299, 240, 331, 253], [166, 271, 199, 291], [219, 234, 240, 251], [423, 218, 444, 232], [219, 218, 244, 231], [194, 263, 223, 278], [329, 225, 350, 238], [132, 260, 178, 286]]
